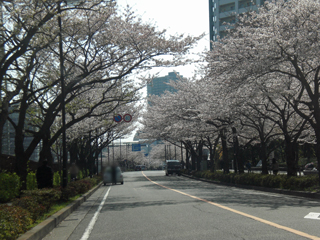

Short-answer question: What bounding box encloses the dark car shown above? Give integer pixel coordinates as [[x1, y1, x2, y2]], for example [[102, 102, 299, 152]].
[[135, 165, 141, 171], [103, 166, 124, 185], [165, 160, 181, 176], [135, 165, 146, 171]]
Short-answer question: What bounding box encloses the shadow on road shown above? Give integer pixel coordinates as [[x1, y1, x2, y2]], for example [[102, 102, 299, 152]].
[[138, 174, 319, 211]]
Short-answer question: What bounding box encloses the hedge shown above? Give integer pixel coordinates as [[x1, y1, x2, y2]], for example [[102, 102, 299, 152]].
[[185, 170, 319, 191], [0, 205, 32, 240], [0, 175, 101, 239], [0, 172, 21, 203], [0, 169, 93, 204]]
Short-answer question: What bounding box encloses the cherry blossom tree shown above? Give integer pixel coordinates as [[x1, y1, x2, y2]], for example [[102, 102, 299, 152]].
[[0, 0, 202, 188], [141, 78, 220, 171], [205, 0, 320, 180]]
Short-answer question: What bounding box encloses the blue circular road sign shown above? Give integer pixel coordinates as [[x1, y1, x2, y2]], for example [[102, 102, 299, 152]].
[[113, 114, 122, 122]]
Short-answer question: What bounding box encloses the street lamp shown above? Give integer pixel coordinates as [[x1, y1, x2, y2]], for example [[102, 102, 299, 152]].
[[59, 0, 83, 187], [232, 127, 239, 174], [57, 1, 68, 188]]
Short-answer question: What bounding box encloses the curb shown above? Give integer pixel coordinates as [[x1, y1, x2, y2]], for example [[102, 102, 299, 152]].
[[181, 174, 320, 200], [17, 182, 103, 240]]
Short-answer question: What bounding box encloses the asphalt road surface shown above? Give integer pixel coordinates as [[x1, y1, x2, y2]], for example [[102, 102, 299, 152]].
[[43, 171, 320, 240]]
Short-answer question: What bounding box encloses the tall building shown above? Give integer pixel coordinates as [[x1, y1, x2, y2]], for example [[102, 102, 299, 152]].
[[2, 107, 40, 161], [147, 72, 182, 97], [145, 72, 182, 154], [209, 0, 268, 45]]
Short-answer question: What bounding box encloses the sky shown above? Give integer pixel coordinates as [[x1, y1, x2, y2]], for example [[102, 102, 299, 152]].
[[116, 0, 210, 78], [115, 0, 210, 141]]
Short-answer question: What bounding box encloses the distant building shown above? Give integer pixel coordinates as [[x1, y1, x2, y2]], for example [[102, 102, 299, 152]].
[[145, 72, 182, 150], [2, 108, 40, 161], [147, 72, 182, 97], [209, 0, 268, 46]]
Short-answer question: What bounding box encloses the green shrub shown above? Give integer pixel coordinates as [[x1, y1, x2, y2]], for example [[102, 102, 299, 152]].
[[0, 205, 32, 240], [21, 188, 61, 211], [78, 170, 83, 180], [188, 170, 319, 191], [298, 176, 319, 190], [53, 171, 61, 187], [60, 177, 99, 201], [60, 185, 78, 201], [0, 172, 21, 203], [13, 196, 46, 222], [218, 173, 234, 183], [280, 175, 319, 191], [90, 175, 101, 186], [69, 180, 90, 194], [26, 172, 37, 190]]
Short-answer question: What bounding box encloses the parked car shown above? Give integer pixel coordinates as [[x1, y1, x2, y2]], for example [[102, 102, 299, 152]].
[[135, 165, 147, 171], [135, 165, 141, 171], [103, 166, 123, 185]]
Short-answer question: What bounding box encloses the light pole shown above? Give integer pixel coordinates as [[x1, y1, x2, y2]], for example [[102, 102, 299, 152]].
[[112, 140, 114, 164], [58, 1, 68, 188], [120, 137, 122, 162], [232, 127, 239, 174], [58, 0, 83, 187]]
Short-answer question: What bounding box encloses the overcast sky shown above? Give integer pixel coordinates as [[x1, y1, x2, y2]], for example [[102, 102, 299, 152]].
[[116, 0, 210, 78]]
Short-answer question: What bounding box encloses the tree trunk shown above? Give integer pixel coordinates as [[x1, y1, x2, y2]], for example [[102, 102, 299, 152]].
[[260, 142, 268, 175], [220, 129, 229, 174], [232, 127, 238, 173], [285, 139, 297, 176], [39, 128, 53, 164], [191, 150, 196, 171], [196, 141, 203, 171], [185, 147, 189, 170], [15, 91, 29, 190], [314, 131, 320, 186], [15, 134, 28, 190], [0, 106, 9, 154]]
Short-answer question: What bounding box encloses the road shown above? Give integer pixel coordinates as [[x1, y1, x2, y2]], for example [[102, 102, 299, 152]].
[[44, 171, 320, 240]]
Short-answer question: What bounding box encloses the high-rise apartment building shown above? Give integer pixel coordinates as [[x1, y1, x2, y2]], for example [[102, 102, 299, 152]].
[[147, 72, 182, 97], [209, 0, 267, 45]]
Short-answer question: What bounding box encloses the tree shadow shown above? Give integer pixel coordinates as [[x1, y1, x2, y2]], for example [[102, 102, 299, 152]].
[[138, 174, 320, 211]]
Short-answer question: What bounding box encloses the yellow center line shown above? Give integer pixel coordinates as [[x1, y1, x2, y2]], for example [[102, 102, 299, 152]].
[[142, 172, 320, 240]]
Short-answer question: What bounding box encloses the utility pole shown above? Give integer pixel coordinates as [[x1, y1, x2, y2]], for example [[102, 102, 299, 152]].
[[96, 128, 98, 174], [232, 127, 239, 174], [58, 1, 68, 188]]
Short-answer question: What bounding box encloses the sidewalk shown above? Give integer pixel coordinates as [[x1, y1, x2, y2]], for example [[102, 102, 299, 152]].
[[181, 173, 320, 200], [17, 182, 102, 240]]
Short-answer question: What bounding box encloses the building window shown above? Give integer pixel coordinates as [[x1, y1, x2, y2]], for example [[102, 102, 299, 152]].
[[239, 0, 256, 8], [219, 3, 235, 13], [219, 31, 228, 39], [220, 16, 236, 26]]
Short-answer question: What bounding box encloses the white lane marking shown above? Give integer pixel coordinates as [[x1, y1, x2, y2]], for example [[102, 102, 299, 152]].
[[304, 212, 320, 220], [143, 173, 320, 240], [80, 187, 111, 240]]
